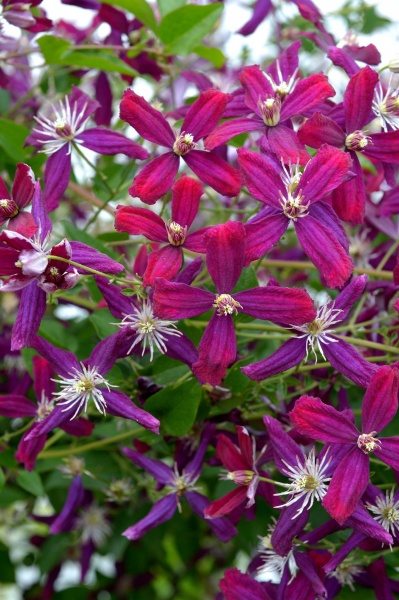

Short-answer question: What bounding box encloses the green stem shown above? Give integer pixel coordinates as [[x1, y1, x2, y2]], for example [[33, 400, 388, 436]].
[[72, 143, 113, 195], [260, 259, 393, 280], [1, 419, 35, 442], [38, 427, 143, 459], [335, 334, 399, 355]]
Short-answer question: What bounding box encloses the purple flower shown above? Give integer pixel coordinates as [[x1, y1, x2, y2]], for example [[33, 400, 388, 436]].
[[121, 427, 237, 542], [26, 85, 149, 210], [153, 221, 316, 386], [25, 334, 160, 438], [119, 88, 242, 204], [238, 144, 354, 288], [242, 275, 379, 388], [289, 366, 399, 524], [0, 163, 36, 237]]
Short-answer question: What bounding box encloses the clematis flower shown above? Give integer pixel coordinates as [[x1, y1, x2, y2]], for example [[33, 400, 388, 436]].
[[238, 144, 354, 288], [220, 568, 273, 600], [25, 85, 149, 210], [121, 426, 237, 542], [298, 67, 399, 223], [205, 43, 335, 165], [1, 0, 52, 32], [0, 356, 93, 470], [25, 334, 160, 438], [0, 163, 36, 237], [204, 426, 269, 519], [153, 221, 316, 386], [119, 87, 242, 204], [289, 366, 399, 524], [242, 275, 379, 388], [115, 175, 209, 285]]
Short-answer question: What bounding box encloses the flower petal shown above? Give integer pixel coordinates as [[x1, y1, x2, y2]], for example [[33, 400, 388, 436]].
[[237, 148, 283, 209], [143, 245, 182, 286], [182, 89, 232, 141], [242, 337, 307, 381], [281, 73, 335, 120], [267, 125, 310, 165], [122, 447, 174, 484], [79, 128, 149, 159], [324, 339, 378, 389], [30, 335, 81, 378], [153, 278, 213, 319], [43, 146, 72, 212], [239, 65, 274, 113], [171, 175, 203, 229], [205, 487, 248, 519], [103, 389, 160, 434], [330, 152, 366, 224], [184, 150, 242, 197], [0, 395, 37, 418], [298, 111, 346, 149], [234, 286, 316, 325], [344, 66, 378, 133], [123, 494, 178, 540], [322, 446, 369, 524], [204, 221, 245, 294], [289, 395, 359, 443], [115, 206, 168, 242], [300, 144, 352, 204], [204, 117, 261, 150], [243, 208, 289, 265], [193, 313, 236, 386], [361, 366, 399, 433], [119, 89, 175, 147], [11, 283, 46, 351], [374, 437, 399, 471], [12, 163, 35, 209], [185, 491, 237, 542], [219, 568, 272, 600], [129, 152, 179, 205]]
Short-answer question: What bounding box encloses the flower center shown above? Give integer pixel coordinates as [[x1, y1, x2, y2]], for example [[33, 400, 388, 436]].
[[0, 198, 19, 219], [166, 220, 187, 246], [213, 294, 242, 316], [257, 94, 281, 126], [357, 432, 381, 454], [345, 130, 371, 152], [279, 190, 309, 221], [36, 392, 55, 422], [225, 469, 255, 485], [173, 132, 196, 156]]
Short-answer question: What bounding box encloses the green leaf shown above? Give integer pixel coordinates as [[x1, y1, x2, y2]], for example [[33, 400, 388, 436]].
[[63, 222, 121, 261], [233, 265, 258, 293], [16, 470, 45, 497], [0, 468, 5, 493], [36, 35, 70, 64], [0, 119, 30, 162], [193, 45, 225, 68], [157, 0, 186, 17], [362, 6, 390, 33], [159, 4, 223, 56], [145, 380, 201, 436], [90, 308, 118, 339], [98, 0, 157, 32]]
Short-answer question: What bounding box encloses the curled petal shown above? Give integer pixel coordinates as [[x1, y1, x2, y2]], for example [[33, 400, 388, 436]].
[[123, 494, 178, 540]]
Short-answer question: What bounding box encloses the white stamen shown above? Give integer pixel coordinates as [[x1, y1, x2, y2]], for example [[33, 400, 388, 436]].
[[367, 487, 399, 538], [33, 96, 89, 155], [290, 303, 343, 362]]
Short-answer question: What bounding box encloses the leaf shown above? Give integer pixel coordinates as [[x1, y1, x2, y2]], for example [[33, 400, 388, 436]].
[[0, 468, 5, 493], [0, 119, 30, 162], [90, 308, 118, 339], [16, 470, 45, 497], [145, 380, 201, 436], [157, 0, 186, 17], [159, 4, 224, 56], [98, 0, 157, 32], [193, 45, 225, 68], [233, 265, 258, 293], [36, 36, 70, 64], [63, 222, 121, 260]]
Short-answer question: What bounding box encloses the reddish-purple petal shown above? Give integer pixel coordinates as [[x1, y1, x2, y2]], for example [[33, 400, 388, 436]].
[[374, 437, 399, 471], [8, 211, 37, 238], [184, 150, 242, 197], [361, 366, 399, 434], [115, 206, 167, 242], [295, 214, 353, 288], [122, 447, 174, 484], [43, 146, 72, 212], [267, 125, 310, 165], [11, 283, 46, 351], [324, 339, 378, 389], [234, 286, 316, 325], [298, 111, 346, 149], [129, 152, 179, 205], [0, 395, 37, 418], [239, 65, 274, 113], [79, 128, 150, 159], [153, 279, 213, 319], [300, 144, 352, 204], [220, 568, 272, 600], [204, 117, 261, 150], [243, 337, 307, 381], [367, 130, 399, 163], [322, 447, 369, 524], [123, 494, 178, 540], [281, 73, 335, 120], [143, 245, 182, 286], [171, 175, 203, 229], [344, 66, 378, 132], [330, 152, 366, 224], [12, 163, 35, 209], [193, 313, 236, 386], [103, 389, 160, 434], [204, 221, 245, 294], [184, 491, 237, 542], [289, 395, 359, 443], [243, 209, 289, 265], [30, 336, 81, 379], [216, 433, 251, 471], [119, 89, 175, 147], [182, 89, 232, 141], [0, 176, 10, 200], [237, 148, 283, 209], [205, 487, 248, 518]]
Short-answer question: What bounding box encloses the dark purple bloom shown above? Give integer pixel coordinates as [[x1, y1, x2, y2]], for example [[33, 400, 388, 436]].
[[119, 88, 242, 204], [121, 427, 237, 542], [26, 85, 149, 211], [153, 221, 316, 386], [0, 163, 36, 237], [289, 366, 399, 524]]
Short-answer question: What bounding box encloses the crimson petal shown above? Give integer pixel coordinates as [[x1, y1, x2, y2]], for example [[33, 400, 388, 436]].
[[361, 366, 399, 433], [205, 221, 245, 294], [193, 313, 236, 386], [243, 337, 307, 381], [119, 89, 175, 147], [182, 89, 232, 141], [184, 150, 242, 197], [129, 152, 179, 205]]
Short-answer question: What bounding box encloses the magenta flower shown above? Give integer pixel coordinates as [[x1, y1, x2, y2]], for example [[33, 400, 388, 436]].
[[121, 427, 237, 542], [238, 144, 354, 288], [153, 221, 316, 386], [205, 44, 335, 164], [0, 356, 93, 470], [205, 425, 272, 519], [119, 88, 242, 204], [242, 275, 378, 388], [25, 334, 160, 438], [115, 175, 209, 285], [26, 85, 149, 210], [298, 67, 399, 223], [0, 163, 36, 237], [220, 568, 272, 600], [289, 366, 399, 524]]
